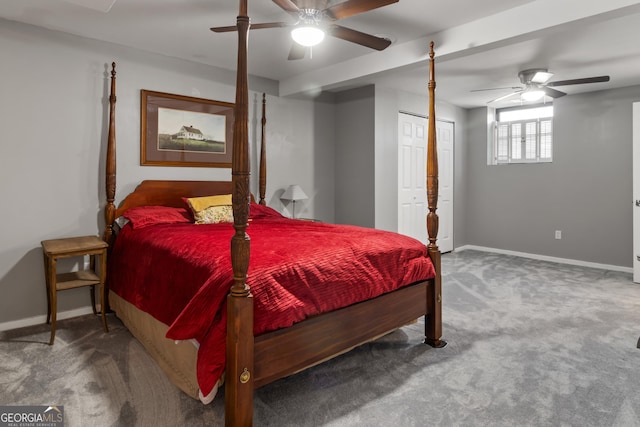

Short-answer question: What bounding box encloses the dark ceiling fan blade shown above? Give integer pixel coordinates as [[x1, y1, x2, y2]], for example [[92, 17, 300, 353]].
[[471, 86, 522, 92], [546, 76, 610, 87], [210, 25, 238, 33], [325, 0, 399, 20], [271, 0, 300, 13], [487, 90, 522, 104], [288, 42, 307, 60], [211, 22, 290, 33], [253, 22, 291, 30], [327, 25, 391, 50], [542, 86, 566, 98]]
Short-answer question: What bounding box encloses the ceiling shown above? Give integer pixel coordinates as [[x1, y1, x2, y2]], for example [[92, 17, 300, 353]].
[[2, 0, 640, 108]]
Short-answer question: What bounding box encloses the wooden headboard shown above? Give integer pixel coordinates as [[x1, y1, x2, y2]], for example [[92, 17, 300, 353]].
[[114, 180, 234, 219]]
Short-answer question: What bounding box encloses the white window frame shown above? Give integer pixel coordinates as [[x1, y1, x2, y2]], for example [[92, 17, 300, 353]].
[[491, 105, 553, 165]]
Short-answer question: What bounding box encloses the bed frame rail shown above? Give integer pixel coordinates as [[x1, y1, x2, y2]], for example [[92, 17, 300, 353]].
[[253, 280, 430, 387]]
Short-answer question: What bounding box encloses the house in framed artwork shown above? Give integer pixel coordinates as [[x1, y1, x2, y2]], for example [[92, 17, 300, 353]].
[[176, 125, 204, 141]]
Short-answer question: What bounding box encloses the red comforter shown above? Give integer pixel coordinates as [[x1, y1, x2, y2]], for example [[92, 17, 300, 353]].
[[108, 204, 435, 398]]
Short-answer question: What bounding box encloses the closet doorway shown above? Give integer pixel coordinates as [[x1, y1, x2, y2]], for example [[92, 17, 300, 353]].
[[398, 112, 453, 253]]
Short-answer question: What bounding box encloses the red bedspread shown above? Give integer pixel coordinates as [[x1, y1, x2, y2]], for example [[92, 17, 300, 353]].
[[108, 204, 435, 398]]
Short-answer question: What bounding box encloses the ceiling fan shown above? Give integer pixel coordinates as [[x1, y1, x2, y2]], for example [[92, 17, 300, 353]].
[[210, 0, 398, 60], [473, 69, 610, 104]]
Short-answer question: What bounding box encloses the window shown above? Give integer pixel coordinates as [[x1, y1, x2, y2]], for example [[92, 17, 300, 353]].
[[493, 105, 553, 164]]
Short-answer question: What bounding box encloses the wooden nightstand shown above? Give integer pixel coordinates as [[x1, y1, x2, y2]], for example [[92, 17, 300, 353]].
[[41, 235, 109, 345]]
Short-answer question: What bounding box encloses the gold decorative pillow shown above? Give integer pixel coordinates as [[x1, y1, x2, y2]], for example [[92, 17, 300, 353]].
[[185, 194, 234, 224], [193, 205, 234, 224]]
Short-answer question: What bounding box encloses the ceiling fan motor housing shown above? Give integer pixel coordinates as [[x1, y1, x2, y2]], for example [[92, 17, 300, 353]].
[[298, 8, 324, 25], [518, 68, 553, 84]]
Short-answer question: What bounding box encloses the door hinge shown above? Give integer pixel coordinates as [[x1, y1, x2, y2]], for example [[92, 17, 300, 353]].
[[636, 200, 640, 207]]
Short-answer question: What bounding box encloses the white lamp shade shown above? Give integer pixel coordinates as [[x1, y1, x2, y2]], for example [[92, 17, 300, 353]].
[[291, 26, 325, 47], [281, 184, 308, 201]]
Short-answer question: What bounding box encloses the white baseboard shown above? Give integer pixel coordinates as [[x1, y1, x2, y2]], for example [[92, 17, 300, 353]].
[[0, 306, 95, 333], [455, 245, 633, 274]]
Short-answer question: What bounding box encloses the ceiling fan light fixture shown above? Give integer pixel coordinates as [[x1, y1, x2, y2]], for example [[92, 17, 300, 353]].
[[521, 88, 545, 102], [291, 26, 325, 47]]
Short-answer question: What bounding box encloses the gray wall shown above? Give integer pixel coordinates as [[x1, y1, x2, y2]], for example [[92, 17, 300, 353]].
[[5, 16, 632, 329], [334, 86, 376, 226], [259, 93, 336, 222], [374, 87, 469, 247], [0, 19, 336, 326], [333, 85, 468, 240], [466, 86, 640, 268]]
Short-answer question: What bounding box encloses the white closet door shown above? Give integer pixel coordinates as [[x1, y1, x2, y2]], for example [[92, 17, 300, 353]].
[[398, 113, 454, 253]]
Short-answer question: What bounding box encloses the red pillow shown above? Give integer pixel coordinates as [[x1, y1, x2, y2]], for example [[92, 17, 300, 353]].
[[122, 206, 192, 229], [249, 203, 283, 219]]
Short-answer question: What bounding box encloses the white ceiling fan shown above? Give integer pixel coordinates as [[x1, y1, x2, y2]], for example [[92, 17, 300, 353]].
[[62, 0, 117, 13], [473, 68, 610, 104]]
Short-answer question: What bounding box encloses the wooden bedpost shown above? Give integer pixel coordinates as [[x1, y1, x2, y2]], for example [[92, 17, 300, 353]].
[[103, 62, 117, 246], [425, 42, 445, 348], [226, 0, 254, 426], [259, 93, 267, 205]]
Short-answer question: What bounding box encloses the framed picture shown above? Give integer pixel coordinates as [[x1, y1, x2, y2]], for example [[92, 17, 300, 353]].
[[140, 90, 234, 167]]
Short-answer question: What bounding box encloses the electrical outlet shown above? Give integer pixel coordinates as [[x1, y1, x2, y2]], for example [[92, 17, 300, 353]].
[[555, 230, 562, 240]]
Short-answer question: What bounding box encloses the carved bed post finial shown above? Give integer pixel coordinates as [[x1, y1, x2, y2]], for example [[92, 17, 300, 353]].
[[424, 41, 445, 348], [259, 93, 267, 205], [426, 41, 438, 253], [230, 3, 251, 299], [226, 0, 255, 425], [103, 62, 117, 246]]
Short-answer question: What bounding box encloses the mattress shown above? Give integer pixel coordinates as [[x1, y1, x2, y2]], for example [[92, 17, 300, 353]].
[[108, 203, 435, 399]]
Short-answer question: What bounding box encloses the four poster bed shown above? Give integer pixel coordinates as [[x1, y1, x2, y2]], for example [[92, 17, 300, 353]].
[[102, 2, 443, 425]]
